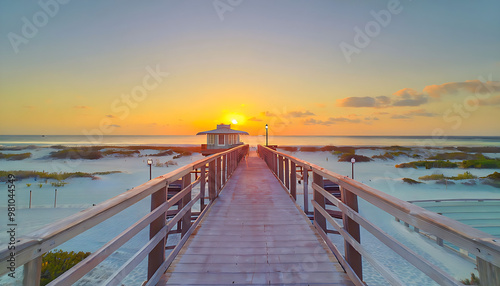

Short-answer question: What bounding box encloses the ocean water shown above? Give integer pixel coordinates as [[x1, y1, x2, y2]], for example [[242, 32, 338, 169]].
[[1, 134, 500, 147], [0, 135, 499, 285]]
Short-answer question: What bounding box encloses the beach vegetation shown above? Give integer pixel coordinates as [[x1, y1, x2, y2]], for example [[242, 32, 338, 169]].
[[396, 160, 458, 169], [457, 146, 500, 153], [461, 158, 500, 169], [0, 145, 37, 151], [102, 149, 140, 157], [0, 152, 32, 160], [372, 151, 410, 160], [402, 178, 422, 184], [428, 152, 485, 161], [0, 170, 121, 182], [449, 171, 477, 180], [41, 250, 91, 286], [51, 181, 68, 187], [460, 273, 480, 285], [339, 154, 373, 162], [418, 174, 445, 181], [49, 147, 103, 160]]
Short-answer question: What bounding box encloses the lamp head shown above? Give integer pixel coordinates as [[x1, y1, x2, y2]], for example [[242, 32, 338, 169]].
[[351, 158, 355, 163], [147, 159, 153, 165], [265, 124, 268, 129]]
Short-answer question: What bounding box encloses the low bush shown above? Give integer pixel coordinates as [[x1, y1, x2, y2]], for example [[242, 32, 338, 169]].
[[41, 250, 91, 286], [418, 174, 445, 181], [402, 178, 422, 184], [396, 160, 458, 169], [339, 154, 373, 162], [0, 152, 32, 160]]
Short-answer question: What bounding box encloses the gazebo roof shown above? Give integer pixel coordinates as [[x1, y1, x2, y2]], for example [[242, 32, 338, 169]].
[[196, 124, 249, 135]]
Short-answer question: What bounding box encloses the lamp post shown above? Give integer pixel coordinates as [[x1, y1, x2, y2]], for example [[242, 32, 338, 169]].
[[147, 158, 153, 180], [265, 124, 268, 146], [351, 157, 355, 179]]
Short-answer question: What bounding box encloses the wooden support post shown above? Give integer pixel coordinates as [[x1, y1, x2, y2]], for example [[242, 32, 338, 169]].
[[285, 158, 289, 190], [278, 155, 284, 183], [208, 160, 216, 201], [290, 161, 296, 201], [222, 155, 226, 185], [200, 165, 206, 211], [216, 157, 221, 195], [148, 185, 167, 279], [303, 168, 309, 214], [340, 186, 362, 280], [436, 237, 444, 247], [477, 257, 500, 286], [313, 172, 326, 233], [181, 174, 192, 237], [23, 256, 42, 286]]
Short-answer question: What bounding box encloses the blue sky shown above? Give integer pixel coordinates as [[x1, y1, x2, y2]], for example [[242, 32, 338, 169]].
[[1, 0, 499, 135]]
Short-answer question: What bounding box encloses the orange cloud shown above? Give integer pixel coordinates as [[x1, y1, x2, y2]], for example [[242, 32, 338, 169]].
[[423, 80, 500, 98]]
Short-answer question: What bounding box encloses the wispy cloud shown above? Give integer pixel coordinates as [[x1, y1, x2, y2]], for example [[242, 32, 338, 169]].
[[337, 96, 390, 108], [304, 117, 361, 126], [479, 94, 500, 106], [248, 117, 262, 122], [106, 124, 121, 128], [423, 80, 500, 98], [337, 80, 500, 109], [391, 114, 410, 119], [106, 114, 117, 118], [288, 110, 315, 118], [74, 105, 90, 109], [391, 109, 437, 119]]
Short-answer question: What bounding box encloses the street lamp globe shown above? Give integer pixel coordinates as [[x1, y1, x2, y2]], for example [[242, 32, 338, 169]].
[[147, 159, 153, 165]]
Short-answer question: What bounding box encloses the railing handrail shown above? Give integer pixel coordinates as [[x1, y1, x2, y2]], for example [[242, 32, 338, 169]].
[[0, 144, 249, 285], [257, 145, 500, 286]]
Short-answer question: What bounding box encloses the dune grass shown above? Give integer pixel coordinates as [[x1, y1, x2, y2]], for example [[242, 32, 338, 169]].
[[0, 170, 121, 182], [396, 160, 458, 169], [0, 152, 32, 160], [402, 178, 422, 184], [427, 152, 486, 160]]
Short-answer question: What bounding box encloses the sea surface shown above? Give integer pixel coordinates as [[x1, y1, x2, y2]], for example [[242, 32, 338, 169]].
[[1, 134, 500, 147]]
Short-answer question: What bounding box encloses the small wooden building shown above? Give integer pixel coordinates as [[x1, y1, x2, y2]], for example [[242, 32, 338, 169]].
[[197, 124, 249, 156]]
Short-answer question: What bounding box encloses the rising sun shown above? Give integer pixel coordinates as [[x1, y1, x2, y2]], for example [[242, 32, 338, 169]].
[[231, 119, 238, 124]]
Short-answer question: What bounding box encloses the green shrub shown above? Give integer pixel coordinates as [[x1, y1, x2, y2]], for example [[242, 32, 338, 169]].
[[485, 172, 500, 180], [41, 250, 91, 286], [396, 160, 458, 169], [428, 152, 485, 160], [450, 171, 477, 180], [0, 170, 121, 182], [49, 147, 103, 160], [0, 152, 32, 160], [339, 154, 373, 162], [460, 273, 479, 285], [461, 158, 500, 169], [402, 178, 422, 184], [418, 174, 445, 181]]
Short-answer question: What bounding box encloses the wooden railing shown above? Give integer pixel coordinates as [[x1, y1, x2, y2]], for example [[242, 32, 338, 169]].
[[257, 145, 500, 286], [0, 144, 249, 286]]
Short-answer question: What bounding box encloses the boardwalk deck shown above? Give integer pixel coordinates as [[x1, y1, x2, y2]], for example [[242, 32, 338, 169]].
[[160, 151, 353, 285]]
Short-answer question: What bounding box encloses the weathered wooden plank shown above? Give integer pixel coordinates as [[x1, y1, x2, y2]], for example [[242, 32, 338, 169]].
[[161, 152, 352, 285]]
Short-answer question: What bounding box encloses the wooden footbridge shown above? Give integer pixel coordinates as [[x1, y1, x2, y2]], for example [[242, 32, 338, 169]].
[[2, 145, 500, 285]]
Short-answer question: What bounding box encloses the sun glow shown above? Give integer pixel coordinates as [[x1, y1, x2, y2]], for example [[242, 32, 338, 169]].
[[231, 119, 238, 124]]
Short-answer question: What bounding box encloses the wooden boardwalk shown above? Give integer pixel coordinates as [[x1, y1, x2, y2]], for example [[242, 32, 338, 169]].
[[160, 151, 353, 285]]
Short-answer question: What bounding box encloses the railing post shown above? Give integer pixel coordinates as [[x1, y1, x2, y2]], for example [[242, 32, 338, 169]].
[[285, 158, 289, 190], [477, 257, 500, 286], [181, 174, 192, 237], [290, 161, 296, 200], [200, 165, 206, 211], [313, 172, 326, 232], [303, 167, 309, 214], [208, 160, 216, 200], [23, 256, 42, 286], [148, 185, 167, 279], [216, 156, 221, 194], [340, 186, 362, 280], [222, 155, 227, 185], [278, 155, 284, 183]]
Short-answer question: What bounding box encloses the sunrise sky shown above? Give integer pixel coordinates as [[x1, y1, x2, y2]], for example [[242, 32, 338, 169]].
[[1, 1, 499, 136]]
